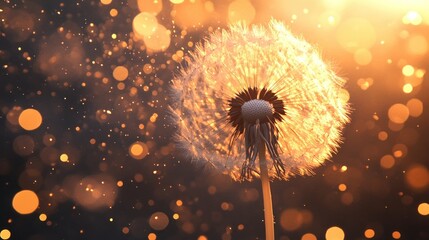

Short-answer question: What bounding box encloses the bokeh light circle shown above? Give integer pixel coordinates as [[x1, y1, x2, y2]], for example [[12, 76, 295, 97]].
[[325, 226, 345, 240], [388, 104, 409, 124], [418, 203, 429, 216], [12, 190, 39, 214], [18, 108, 42, 131], [149, 212, 169, 231], [133, 12, 158, 37]]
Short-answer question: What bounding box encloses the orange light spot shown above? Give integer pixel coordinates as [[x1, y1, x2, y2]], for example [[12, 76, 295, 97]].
[[39, 213, 47, 221], [0, 229, 11, 240], [406, 98, 423, 117], [129, 141, 148, 160], [402, 83, 413, 93], [113, 66, 129, 81], [405, 165, 429, 190], [418, 203, 429, 215], [100, 0, 112, 5], [364, 228, 375, 238], [228, 0, 255, 24], [338, 183, 347, 192], [18, 108, 42, 131], [402, 65, 414, 76], [301, 233, 317, 240], [133, 12, 158, 37], [378, 131, 388, 141], [380, 155, 395, 169], [326, 226, 345, 240], [12, 190, 39, 214], [388, 104, 409, 124], [392, 231, 401, 239]]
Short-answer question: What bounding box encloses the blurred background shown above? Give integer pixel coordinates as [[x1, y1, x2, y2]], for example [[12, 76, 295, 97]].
[[1, 0, 428, 239]]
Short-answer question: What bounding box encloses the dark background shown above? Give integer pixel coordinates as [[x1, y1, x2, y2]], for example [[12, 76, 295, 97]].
[[1, 0, 428, 239]]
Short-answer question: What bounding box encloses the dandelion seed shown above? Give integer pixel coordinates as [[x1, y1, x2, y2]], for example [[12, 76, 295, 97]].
[[171, 19, 350, 239]]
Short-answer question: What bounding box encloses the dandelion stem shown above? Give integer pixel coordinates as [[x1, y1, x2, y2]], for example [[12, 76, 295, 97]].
[[259, 141, 275, 240]]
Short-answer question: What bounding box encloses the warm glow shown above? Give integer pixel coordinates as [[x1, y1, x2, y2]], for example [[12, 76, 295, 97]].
[[301, 233, 317, 240], [113, 66, 129, 81], [388, 103, 409, 124], [380, 155, 395, 169], [129, 141, 149, 160], [60, 153, 69, 162], [407, 35, 427, 55], [143, 24, 171, 52], [418, 203, 429, 216], [100, 0, 112, 5], [39, 213, 47, 221], [280, 208, 303, 231], [0, 229, 11, 240], [402, 11, 422, 25], [354, 48, 372, 65], [378, 131, 388, 141], [148, 233, 157, 240], [149, 212, 169, 230], [18, 108, 42, 131], [364, 228, 375, 238], [392, 231, 401, 239], [336, 18, 376, 52], [326, 226, 345, 240], [402, 83, 413, 93], [406, 98, 423, 117], [137, 0, 162, 15], [133, 12, 158, 37], [405, 165, 429, 190], [402, 65, 415, 77], [338, 183, 347, 191], [12, 190, 39, 214], [228, 0, 256, 24]]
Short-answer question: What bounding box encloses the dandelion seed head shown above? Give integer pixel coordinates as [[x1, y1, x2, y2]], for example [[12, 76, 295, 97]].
[[172, 19, 350, 181], [241, 99, 274, 124]]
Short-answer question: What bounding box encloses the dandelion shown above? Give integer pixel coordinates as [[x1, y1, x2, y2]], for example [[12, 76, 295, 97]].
[[171, 19, 350, 239]]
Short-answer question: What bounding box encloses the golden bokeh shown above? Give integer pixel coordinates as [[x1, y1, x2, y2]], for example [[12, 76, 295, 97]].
[[129, 141, 149, 160], [137, 0, 162, 15], [406, 98, 423, 117], [405, 165, 429, 191], [0, 229, 11, 240], [113, 66, 129, 81], [149, 212, 169, 230], [280, 208, 303, 231], [392, 231, 401, 239], [407, 35, 428, 55], [100, 0, 112, 5], [39, 213, 47, 221], [18, 108, 42, 131], [133, 12, 158, 37], [417, 203, 429, 216], [228, 0, 256, 24], [325, 226, 345, 240], [60, 153, 69, 162], [336, 18, 376, 53], [148, 233, 157, 240], [301, 233, 317, 240], [143, 24, 171, 52], [12, 190, 39, 214], [353, 48, 372, 65], [364, 228, 375, 238], [388, 103, 409, 124], [380, 155, 395, 169], [402, 65, 415, 77]]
